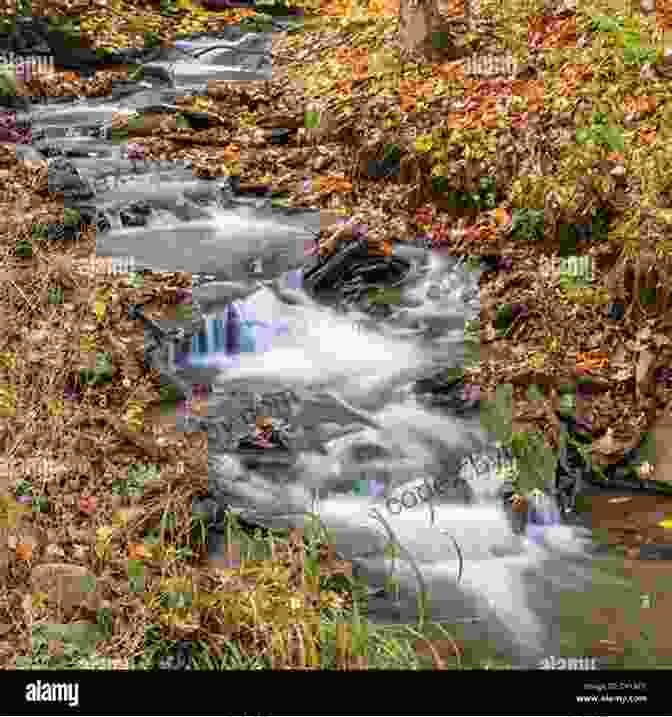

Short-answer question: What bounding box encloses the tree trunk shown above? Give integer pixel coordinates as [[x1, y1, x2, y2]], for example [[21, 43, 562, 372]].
[[398, 0, 467, 63]]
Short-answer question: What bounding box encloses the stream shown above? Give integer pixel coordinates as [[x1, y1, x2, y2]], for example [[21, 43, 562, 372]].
[[6, 15, 671, 668]]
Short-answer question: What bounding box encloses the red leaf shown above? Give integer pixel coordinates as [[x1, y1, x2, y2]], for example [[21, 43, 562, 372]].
[[78, 495, 98, 516]]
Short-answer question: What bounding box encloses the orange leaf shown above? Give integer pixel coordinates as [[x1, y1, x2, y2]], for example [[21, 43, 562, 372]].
[[576, 351, 609, 373], [639, 128, 657, 146], [15, 542, 34, 561], [493, 207, 512, 226], [128, 543, 152, 561]]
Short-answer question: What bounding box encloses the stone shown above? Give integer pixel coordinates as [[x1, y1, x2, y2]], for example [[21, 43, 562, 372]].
[[47, 157, 94, 199], [639, 543, 672, 561]]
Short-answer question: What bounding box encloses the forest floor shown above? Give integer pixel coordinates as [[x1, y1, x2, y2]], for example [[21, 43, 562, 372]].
[[2, 0, 672, 671]]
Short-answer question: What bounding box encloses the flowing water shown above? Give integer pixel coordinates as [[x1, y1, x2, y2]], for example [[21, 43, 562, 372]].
[[10, 21, 662, 668]]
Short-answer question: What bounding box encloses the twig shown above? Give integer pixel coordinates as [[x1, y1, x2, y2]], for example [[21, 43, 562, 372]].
[[439, 528, 463, 584], [368, 507, 431, 629], [9, 278, 38, 313]]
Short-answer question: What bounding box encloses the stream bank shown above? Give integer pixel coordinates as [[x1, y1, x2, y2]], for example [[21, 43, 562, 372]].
[[2, 0, 672, 672]]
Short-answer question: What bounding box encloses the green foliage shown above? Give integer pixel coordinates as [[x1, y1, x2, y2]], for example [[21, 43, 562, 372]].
[[622, 41, 657, 66], [479, 382, 513, 447], [175, 113, 192, 130], [591, 207, 610, 242], [575, 111, 625, 153], [480, 383, 558, 494], [14, 238, 33, 258], [175, 303, 193, 320], [559, 255, 593, 290], [493, 303, 515, 331], [588, 13, 658, 66], [589, 13, 624, 34], [464, 317, 480, 339], [0, 65, 18, 97], [511, 208, 544, 242], [240, 13, 275, 32], [509, 430, 558, 495], [48, 286, 65, 305], [304, 109, 321, 129], [159, 383, 180, 405], [63, 208, 81, 226], [558, 392, 576, 416], [127, 559, 146, 593], [127, 272, 145, 289], [31, 223, 48, 242], [79, 351, 113, 386], [15, 623, 111, 670], [440, 176, 498, 212], [112, 463, 161, 499], [367, 287, 403, 305], [526, 383, 545, 402], [110, 127, 129, 143], [256, 0, 302, 16], [128, 65, 145, 81], [159, 0, 179, 16], [47, 15, 82, 44], [383, 143, 402, 163], [143, 31, 162, 49]]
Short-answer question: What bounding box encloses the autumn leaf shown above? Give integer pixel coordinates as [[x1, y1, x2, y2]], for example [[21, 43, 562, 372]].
[[112, 507, 142, 527], [493, 207, 512, 226], [576, 351, 609, 373], [128, 542, 152, 561], [95, 525, 115, 560], [639, 128, 657, 146], [15, 541, 34, 561], [78, 495, 98, 516]]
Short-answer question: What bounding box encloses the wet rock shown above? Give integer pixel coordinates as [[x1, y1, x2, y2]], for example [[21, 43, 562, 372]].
[[48, 157, 94, 199], [0, 94, 30, 112], [191, 496, 228, 528], [43, 30, 127, 73], [11, 143, 44, 161], [0, 17, 51, 54], [607, 301, 625, 321], [639, 544, 672, 560], [157, 641, 195, 670], [366, 156, 401, 180], [120, 200, 153, 228], [47, 224, 78, 242]]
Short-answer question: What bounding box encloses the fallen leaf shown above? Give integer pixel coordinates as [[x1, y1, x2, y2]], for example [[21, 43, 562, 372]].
[[15, 542, 34, 561], [78, 495, 98, 516], [128, 543, 152, 561]]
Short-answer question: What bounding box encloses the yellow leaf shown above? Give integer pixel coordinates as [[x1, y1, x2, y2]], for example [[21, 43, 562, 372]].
[[47, 399, 64, 417], [0, 352, 16, 370], [96, 525, 116, 543], [80, 335, 97, 353], [94, 301, 106, 322]]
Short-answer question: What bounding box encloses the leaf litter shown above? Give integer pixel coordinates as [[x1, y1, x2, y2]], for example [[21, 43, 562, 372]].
[[1, 0, 672, 670]]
